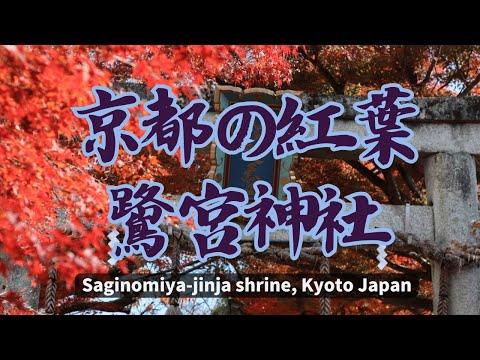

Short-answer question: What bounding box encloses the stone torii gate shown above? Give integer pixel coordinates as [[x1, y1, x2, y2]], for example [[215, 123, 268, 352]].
[[198, 86, 480, 315]]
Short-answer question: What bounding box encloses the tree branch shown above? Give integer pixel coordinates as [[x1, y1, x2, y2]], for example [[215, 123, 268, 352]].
[[458, 72, 480, 96], [383, 168, 404, 205], [396, 163, 422, 200], [298, 46, 346, 94], [346, 160, 389, 194], [436, 76, 455, 92], [403, 46, 419, 86], [58, 297, 135, 315], [297, 45, 315, 64], [418, 56, 437, 88]]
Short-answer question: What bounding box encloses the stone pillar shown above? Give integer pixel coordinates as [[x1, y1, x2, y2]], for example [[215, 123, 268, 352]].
[[424, 153, 480, 314]]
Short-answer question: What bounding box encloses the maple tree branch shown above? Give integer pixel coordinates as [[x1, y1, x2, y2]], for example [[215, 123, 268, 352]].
[[383, 168, 404, 205], [139, 300, 156, 315], [348, 160, 409, 205], [436, 75, 456, 92], [315, 63, 345, 95], [297, 45, 315, 64], [228, 259, 246, 280], [113, 55, 135, 68], [403, 46, 419, 86], [453, 57, 469, 84], [458, 71, 480, 97], [298, 46, 345, 94], [346, 160, 388, 194], [58, 297, 135, 315], [180, 260, 214, 275], [418, 57, 437, 88], [396, 163, 422, 200]]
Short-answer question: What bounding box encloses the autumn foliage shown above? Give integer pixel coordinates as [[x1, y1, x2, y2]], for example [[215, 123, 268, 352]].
[[0, 45, 294, 311]]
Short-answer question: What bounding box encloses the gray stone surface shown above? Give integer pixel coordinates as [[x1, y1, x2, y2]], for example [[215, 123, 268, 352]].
[[425, 153, 480, 315], [370, 204, 434, 241], [0, 252, 39, 310], [302, 94, 480, 122]]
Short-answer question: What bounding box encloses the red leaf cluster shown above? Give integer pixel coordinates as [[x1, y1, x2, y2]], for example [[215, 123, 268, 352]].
[[0, 46, 294, 311]]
